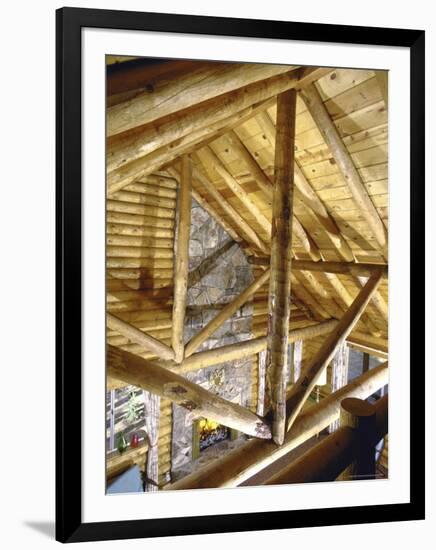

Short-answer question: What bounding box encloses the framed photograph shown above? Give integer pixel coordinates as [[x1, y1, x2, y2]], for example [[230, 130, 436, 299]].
[[56, 7, 425, 543]]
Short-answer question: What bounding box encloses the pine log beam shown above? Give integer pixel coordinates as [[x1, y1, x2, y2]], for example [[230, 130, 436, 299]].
[[108, 321, 339, 389], [107, 63, 295, 137], [293, 162, 355, 261], [294, 271, 345, 321], [357, 275, 388, 321], [198, 146, 320, 260], [171, 156, 192, 363], [328, 341, 350, 432], [166, 167, 249, 252], [255, 110, 354, 262], [223, 130, 274, 202], [106, 313, 175, 361], [299, 83, 388, 257], [247, 258, 388, 278], [192, 164, 270, 255], [291, 274, 331, 320], [286, 269, 384, 433], [293, 219, 323, 261], [264, 395, 388, 485], [198, 146, 273, 236], [107, 67, 324, 174], [166, 361, 388, 490], [185, 269, 271, 357], [176, 320, 338, 373], [347, 331, 388, 358], [294, 260, 387, 277], [107, 345, 272, 439], [266, 89, 297, 445], [323, 272, 382, 337], [107, 67, 330, 192], [375, 70, 388, 107], [107, 59, 198, 97], [255, 109, 276, 146], [107, 97, 276, 194]]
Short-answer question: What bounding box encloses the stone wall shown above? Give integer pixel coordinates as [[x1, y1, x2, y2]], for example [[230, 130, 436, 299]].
[[171, 199, 255, 479]]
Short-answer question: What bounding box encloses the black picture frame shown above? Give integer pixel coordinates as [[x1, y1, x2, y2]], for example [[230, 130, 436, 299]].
[[56, 7, 425, 543]]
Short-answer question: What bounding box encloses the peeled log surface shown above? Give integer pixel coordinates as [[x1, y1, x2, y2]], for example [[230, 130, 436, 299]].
[[107, 62, 294, 136], [247, 259, 387, 279], [299, 83, 388, 257], [107, 345, 271, 439], [185, 269, 271, 357], [107, 320, 339, 389], [171, 156, 192, 363], [292, 218, 322, 261], [224, 130, 273, 202], [167, 166, 246, 250], [347, 331, 388, 358], [292, 260, 387, 278], [323, 272, 381, 337], [107, 66, 326, 173], [166, 361, 388, 490], [286, 270, 384, 433], [192, 165, 269, 255], [107, 59, 198, 97], [175, 320, 338, 373], [191, 188, 243, 246], [255, 109, 355, 262], [198, 146, 272, 235], [264, 395, 388, 485], [107, 313, 175, 361], [357, 275, 388, 321], [266, 89, 297, 445], [293, 162, 355, 262], [107, 98, 276, 194], [375, 71, 388, 107]]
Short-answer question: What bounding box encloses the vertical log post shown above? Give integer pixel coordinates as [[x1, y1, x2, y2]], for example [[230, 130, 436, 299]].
[[328, 341, 350, 432], [339, 397, 376, 481], [266, 89, 297, 445], [143, 390, 161, 491], [172, 155, 192, 363], [257, 350, 267, 417], [290, 340, 303, 384]]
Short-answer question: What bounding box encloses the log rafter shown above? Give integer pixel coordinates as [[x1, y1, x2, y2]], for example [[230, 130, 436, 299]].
[[286, 269, 385, 432], [107, 97, 277, 195], [107, 62, 295, 138], [107, 67, 330, 193], [108, 345, 272, 439], [107, 320, 340, 390], [299, 82, 388, 258], [106, 313, 175, 361], [185, 269, 271, 358], [105, 61, 390, 484], [171, 155, 192, 363]]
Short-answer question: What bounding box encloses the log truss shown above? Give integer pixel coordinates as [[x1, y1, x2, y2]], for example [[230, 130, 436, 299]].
[[105, 58, 389, 482]]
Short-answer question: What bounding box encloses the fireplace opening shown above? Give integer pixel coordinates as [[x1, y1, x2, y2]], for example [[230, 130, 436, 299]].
[[199, 418, 228, 451], [192, 418, 238, 459]]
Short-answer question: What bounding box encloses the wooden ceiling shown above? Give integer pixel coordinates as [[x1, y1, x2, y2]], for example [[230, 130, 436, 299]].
[[106, 57, 388, 344]]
